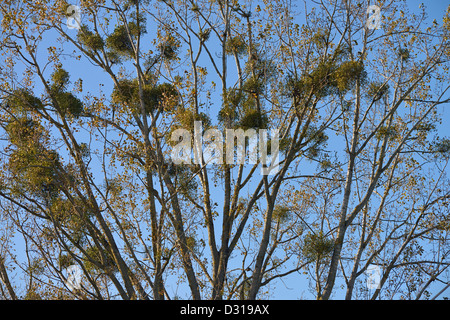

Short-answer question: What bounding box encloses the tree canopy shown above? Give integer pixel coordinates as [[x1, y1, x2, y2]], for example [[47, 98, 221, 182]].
[[0, 0, 450, 300]]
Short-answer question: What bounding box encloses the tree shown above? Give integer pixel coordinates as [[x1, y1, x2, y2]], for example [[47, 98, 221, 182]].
[[0, 0, 449, 300]]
